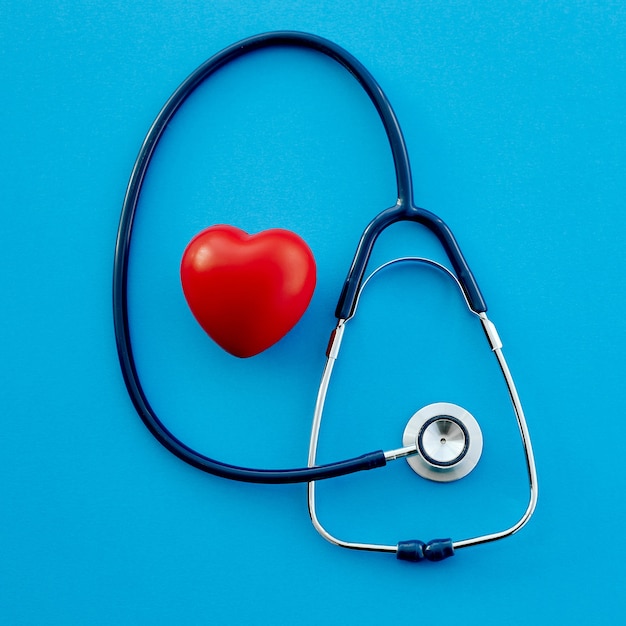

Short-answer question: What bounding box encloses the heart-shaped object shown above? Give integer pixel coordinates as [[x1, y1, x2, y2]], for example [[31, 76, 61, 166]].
[[181, 225, 316, 358]]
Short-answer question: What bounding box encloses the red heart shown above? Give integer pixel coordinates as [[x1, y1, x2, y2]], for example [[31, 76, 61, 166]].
[[180, 225, 316, 358]]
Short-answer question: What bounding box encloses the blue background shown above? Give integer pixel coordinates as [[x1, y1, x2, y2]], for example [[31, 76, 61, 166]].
[[2, 1, 625, 624]]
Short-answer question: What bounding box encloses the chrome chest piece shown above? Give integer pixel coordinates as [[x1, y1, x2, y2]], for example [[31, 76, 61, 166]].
[[403, 402, 483, 482]]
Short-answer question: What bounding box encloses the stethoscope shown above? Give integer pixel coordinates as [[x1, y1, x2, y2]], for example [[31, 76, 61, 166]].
[[113, 31, 537, 563]]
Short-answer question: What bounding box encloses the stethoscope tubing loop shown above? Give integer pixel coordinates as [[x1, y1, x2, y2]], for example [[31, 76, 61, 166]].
[[114, 31, 422, 484]]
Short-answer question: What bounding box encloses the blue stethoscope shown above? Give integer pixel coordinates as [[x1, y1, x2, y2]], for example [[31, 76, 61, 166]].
[[113, 31, 537, 563]]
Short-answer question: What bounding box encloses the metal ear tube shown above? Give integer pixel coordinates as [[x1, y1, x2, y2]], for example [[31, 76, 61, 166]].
[[307, 258, 537, 561]]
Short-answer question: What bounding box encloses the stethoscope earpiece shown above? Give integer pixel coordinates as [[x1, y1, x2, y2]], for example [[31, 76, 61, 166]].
[[402, 402, 483, 482]]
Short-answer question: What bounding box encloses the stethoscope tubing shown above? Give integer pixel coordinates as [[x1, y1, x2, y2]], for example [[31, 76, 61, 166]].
[[113, 31, 420, 484], [114, 31, 490, 486]]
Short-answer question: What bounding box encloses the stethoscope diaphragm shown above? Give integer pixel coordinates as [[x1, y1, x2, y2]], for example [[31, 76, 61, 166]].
[[402, 402, 483, 482]]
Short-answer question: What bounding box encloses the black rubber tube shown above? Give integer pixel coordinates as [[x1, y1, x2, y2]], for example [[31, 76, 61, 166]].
[[113, 31, 400, 483]]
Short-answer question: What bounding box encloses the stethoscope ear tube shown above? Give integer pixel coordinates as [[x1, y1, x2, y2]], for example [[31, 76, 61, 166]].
[[308, 265, 537, 560]]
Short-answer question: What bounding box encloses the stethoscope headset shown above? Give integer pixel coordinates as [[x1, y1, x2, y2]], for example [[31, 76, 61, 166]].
[[113, 31, 537, 563]]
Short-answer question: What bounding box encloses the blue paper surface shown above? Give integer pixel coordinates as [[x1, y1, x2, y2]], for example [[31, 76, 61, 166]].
[[2, 1, 625, 623]]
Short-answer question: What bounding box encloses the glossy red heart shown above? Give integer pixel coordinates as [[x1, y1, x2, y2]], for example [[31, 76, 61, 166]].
[[180, 225, 316, 358]]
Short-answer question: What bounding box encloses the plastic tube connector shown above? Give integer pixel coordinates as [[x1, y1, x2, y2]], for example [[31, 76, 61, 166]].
[[396, 539, 454, 562]]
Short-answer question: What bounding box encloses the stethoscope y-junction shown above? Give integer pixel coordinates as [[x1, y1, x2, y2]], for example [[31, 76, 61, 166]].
[[113, 31, 537, 563]]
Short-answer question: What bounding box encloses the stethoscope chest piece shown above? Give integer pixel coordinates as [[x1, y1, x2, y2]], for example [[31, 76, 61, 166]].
[[402, 402, 483, 482]]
